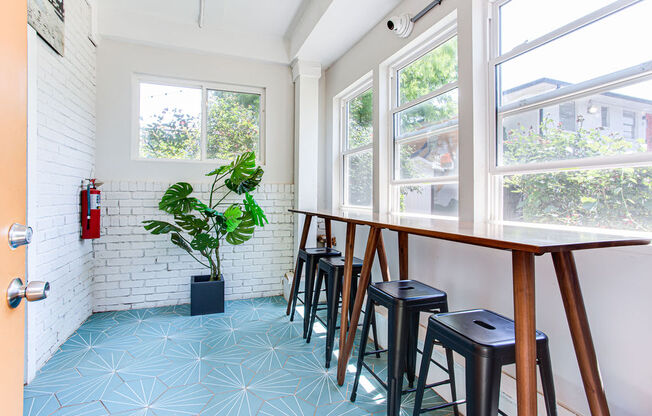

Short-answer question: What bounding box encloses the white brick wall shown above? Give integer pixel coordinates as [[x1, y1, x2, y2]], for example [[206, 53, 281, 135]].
[[92, 181, 295, 311], [26, 0, 96, 381]]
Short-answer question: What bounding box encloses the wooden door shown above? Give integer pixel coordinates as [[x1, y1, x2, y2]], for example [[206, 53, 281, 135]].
[[0, 0, 28, 414]]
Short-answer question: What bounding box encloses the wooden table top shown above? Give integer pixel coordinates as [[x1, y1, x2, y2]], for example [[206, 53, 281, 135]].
[[290, 208, 651, 254]]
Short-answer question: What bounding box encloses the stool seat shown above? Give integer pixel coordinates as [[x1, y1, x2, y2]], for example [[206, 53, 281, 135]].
[[301, 247, 341, 257], [434, 309, 547, 348], [319, 256, 364, 270], [373, 280, 447, 303]]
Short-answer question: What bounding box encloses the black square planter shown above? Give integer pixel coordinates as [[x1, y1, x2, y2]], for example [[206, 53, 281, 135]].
[[190, 275, 225, 316]]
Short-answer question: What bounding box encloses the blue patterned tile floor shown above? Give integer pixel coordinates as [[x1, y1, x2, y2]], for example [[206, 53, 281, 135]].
[[24, 296, 452, 415]]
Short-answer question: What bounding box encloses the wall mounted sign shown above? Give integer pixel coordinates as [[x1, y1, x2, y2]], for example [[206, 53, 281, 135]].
[[28, 0, 65, 56]]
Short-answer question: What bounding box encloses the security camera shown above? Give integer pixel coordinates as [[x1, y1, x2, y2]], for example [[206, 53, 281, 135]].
[[387, 14, 413, 38]]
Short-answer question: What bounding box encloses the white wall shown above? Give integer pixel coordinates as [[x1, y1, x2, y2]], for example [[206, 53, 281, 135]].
[[26, 0, 97, 382], [320, 0, 652, 415], [95, 39, 294, 184]]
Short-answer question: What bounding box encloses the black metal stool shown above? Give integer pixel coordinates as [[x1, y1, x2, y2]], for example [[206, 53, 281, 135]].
[[306, 256, 380, 368], [289, 247, 341, 338], [351, 280, 458, 416], [413, 309, 557, 416]]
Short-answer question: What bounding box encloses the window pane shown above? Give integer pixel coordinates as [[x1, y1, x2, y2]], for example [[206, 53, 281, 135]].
[[398, 129, 458, 180], [499, 0, 614, 53], [345, 150, 372, 207], [498, 1, 652, 107], [346, 88, 373, 150], [396, 89, 458, 138], [206, 89, 261, 161], [502, 167, 652, 232], [139, 83, 201, 160], [499, 78, 652, 166], [398, 36, 457, 105], [399, 183, 458, 217]]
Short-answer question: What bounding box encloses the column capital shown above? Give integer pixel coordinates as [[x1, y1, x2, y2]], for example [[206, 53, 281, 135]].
[[291, 59, 322, 81]]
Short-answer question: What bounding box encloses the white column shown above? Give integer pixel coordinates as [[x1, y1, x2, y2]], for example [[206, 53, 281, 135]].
[[457, 0, 489, 223], [292, 60, 322, 251]]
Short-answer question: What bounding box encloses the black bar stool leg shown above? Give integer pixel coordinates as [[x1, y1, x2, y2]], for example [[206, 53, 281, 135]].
[[325, 269, 340, 368], [412, 327, 435, 416], [466, 355, 502, 416], [306, 268, 325, 343], [387, 306, 410, 416], [538, 340, 557, 416], [445, 348, 460, 416], [302, 256, 317, 338], [406, 310, 420, 388], [350, 297, 374, 402], [289, 258, 304, 322], [437, 304, 460, 416], [370, 308, 381, 358]]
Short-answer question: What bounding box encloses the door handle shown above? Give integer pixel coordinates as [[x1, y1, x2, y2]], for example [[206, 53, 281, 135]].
[[7, 278, 49, 308]]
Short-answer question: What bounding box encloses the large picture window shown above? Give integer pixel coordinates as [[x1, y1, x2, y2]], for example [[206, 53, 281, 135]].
[[135, 77, 265, 162], [391, 32, 459, 217], [340, 83, 373, 208], [491, 0, 652, 232]]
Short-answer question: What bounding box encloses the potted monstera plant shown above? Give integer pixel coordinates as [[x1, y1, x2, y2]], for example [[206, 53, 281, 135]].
[[143, 151, 267, 315]]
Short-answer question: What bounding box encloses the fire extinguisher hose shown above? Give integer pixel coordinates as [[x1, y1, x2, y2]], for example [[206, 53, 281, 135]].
[[86, 182, 91, 230]]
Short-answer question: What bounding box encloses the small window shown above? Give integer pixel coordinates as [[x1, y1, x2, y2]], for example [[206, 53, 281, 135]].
[[136, 77, 264, 162], [559, 102, 576, 132], [623, 110, 636, 141], [601, 106, 609, 128]]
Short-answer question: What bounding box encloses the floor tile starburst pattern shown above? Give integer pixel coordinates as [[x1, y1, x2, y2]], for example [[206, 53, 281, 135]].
[[24, 296, 451, 415]]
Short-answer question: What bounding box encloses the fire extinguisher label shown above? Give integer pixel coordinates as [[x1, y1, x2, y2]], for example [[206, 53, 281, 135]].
[[91, 194, 101, 210]]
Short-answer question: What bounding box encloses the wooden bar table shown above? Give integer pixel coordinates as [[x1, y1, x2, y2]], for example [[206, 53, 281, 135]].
[[289, 208, 650, 416]]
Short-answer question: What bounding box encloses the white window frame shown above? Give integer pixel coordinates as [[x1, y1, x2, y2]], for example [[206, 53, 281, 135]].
[[488, 0, 652, 222], [132, 74, 266, 164], [338, 77, 374, 210], [388, 23, 459, 217]]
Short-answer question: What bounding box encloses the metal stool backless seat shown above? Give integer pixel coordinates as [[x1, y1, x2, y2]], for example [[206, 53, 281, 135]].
[[306, 256, 380, 368], [350, 280, 459, 416], [289, 247, 341, 338], [413, 309, 557, 416]]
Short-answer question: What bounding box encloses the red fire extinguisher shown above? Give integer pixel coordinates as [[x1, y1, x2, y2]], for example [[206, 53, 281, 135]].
[[81, 179, 102, 239]]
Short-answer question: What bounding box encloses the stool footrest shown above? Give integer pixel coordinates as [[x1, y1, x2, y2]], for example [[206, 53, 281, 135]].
[[361, 362, 388, 390], [403, 378, 452, 394], [418, 399, 466, 414], [415, 347, 452, 375], [363, 348, 388, 356]]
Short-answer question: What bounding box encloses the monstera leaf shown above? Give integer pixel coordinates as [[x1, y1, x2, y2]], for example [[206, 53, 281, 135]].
[[224, 152, 263, 194], [225, 212, 255, 245], [143, 220, 181, 235], [226, 167, 263, 194], [190, 233, 219, 251], [243, 193, 268, 227], [170, 233, 192, 254], [223, 205, 243, 233], [206, 165, 231, 177], [174, 214, 208, 237], [159, 183, 196, 214]]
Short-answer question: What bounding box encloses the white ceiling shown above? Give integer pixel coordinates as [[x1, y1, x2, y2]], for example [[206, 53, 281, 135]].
[[96, 0, 402, 67]]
